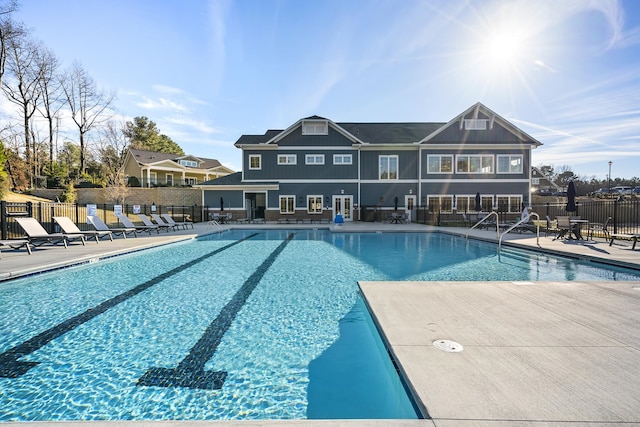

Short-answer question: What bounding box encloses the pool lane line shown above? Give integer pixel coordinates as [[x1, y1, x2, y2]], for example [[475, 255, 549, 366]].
[[0, 233, 261, 379], [137, 233, 295, 390]]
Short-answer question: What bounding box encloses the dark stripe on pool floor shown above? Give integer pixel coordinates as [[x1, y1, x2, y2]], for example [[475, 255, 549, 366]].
[[0, 233, 260, 378], [137, 233, 295, 390]]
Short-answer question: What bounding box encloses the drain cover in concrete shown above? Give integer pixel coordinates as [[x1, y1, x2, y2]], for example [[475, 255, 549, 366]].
[[433, 339, 463, 352]]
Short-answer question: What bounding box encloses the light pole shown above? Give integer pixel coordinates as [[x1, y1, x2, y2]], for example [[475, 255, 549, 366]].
[[608, 161, 612, 195]]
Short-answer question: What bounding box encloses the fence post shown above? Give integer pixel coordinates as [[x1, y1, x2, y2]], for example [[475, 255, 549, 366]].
[[1, 200, 6, 240], [75, 203, 80, 223], [613, 198, 618, 234]]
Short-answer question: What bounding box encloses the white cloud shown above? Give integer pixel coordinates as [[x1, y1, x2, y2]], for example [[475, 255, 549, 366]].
[[136, 97, 188, 112]]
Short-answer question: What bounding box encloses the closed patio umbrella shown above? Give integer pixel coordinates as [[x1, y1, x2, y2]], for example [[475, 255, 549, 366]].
[[394, 196, 398, 211], [220, 197, 225, 212], [566, 181, 577, 212], [474, 192, 482, 211]]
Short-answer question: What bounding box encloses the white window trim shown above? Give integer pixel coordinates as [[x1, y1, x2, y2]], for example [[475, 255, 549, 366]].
[[249, 154, 261, 170], [302, 120, 328, 135], [165, 174, 173, 185], [307, 195, 323, 214], [305, 154, 325, 165], [464, 119, 487, 130], [427, 154, 454, 174], [278, 154, 297, 165], [333, 154, 352, 165], [279, 195, 296, 214], [427, 195, 454, 214], [496, 195, 523, 213], [456, 154, 494, 174], [379, 155, 399, 180], [496, 154, 523, 174]]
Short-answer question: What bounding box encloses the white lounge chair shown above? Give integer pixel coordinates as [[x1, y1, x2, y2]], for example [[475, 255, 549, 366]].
[[14, 217, 86, 248], [88, 215, 137, 239], [116, 214, 160, 234], [161, 213, 193, 230], [137, 214, 170, 232], [150, 213, 180, 231], [0, 239, 32, 257], [53, 216, 113, 243]]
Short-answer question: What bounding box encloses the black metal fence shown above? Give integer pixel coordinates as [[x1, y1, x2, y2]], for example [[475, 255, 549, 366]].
[[364, 199, 640, 234], [1, 201, 209, 240]]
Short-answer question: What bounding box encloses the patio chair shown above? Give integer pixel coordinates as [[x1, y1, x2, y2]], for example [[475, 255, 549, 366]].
[[588, 217, 610, 240], [0, 239, 32, 257], [545, 216, 559, 238], [87, 215, 137, 239], [161, 213, 193, 230], [53, 216, 113, 243], [116, 214, 160, 234], [150, 213, 180, 231], [138, 214, 171, 232], [14, 217, 85, 248], [553, 216, 571, 240]]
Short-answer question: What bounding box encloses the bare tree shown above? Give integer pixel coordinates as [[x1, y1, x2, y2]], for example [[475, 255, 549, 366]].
[[1, 32, 42, 188], [99, 119, 130, 204], [0, 0, 20, 86], [35, 45, 64, 172], [60, 61, 115, 174]]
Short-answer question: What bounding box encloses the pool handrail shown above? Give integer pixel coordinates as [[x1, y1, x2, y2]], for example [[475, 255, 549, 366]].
[[208, 220, 224, 232], [465, 211, 500, 240], [498, 212, 540, 250]]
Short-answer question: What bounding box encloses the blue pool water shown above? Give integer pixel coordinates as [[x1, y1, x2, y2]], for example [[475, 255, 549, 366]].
[[1, 230, 639, 421]]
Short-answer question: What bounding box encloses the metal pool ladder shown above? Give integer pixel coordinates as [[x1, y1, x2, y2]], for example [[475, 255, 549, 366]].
[[465, 211, 500, 240], [498, 212, 540, 251]]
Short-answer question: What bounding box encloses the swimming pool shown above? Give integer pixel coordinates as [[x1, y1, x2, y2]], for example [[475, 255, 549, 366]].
[[1, 230, 639, 421]]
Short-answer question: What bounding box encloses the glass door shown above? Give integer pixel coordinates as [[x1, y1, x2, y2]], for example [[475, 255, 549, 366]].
[[332, 195, 353, 221]]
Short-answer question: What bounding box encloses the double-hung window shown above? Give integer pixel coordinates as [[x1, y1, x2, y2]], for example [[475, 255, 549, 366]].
[[249, 154, 261, 170], [497, 195, 523, 213], [307, 195, 323, 214], [279, 195, 295, 214], [456, 155, 494, 173], [427, 195, 453, 213], [305, 154, 324, 165], [278, 154, 297, 165], [427, 155, 453, 173], [497, 155, 523, 174], [379, 155, 399, 180], [333, 154, 352, 165]]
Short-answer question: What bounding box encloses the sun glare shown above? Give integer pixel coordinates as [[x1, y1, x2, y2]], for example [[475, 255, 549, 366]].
[[488, 32, 520, 65]]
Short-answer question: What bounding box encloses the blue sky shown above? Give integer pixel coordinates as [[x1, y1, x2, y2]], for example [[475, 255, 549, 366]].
[[12, 0, 640, 180]]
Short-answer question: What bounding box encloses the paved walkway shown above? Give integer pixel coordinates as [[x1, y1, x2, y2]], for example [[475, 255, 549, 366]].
[[1, 221, 639, 426]]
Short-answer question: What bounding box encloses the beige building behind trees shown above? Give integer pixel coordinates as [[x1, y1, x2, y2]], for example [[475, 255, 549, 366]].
[[122, 148, 234, 188]]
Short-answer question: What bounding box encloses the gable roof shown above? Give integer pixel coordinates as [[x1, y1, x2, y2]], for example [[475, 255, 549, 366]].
[[233, 103, 541, 147], [419, 102, 543, 146], [129, 148, 224, 170]]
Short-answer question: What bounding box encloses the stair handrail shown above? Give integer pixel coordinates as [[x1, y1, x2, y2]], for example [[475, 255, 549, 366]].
[[465, 211, 500, 240], [498, 212, 540, 250]]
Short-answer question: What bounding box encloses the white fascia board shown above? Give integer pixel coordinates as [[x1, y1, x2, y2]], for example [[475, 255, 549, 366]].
[[198, 184, 279, 191], [420, 143, 533, 150], [272, 179, 360, 184], [274, 146, 355, 151], [359, 179, 419, 184], [264, 118, 364, 145], [359, 144, 419, 151], [419, 102, 543, 147], [420, 178, 531, 183]]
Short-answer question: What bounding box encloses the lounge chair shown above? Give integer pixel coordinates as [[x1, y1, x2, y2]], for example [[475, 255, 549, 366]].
[[588, 217, 610, 240], [116, 214, 160, 234], [150, 213, 180, 231], [0, 239, 32, 257], [87, 215, 137, 239], [161, 213, 193, 230], [53, 216, 113, 243], [137, 214, 170, 232], [14, 217, 86, 248]]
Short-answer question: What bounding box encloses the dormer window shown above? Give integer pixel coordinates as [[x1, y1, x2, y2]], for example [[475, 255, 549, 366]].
[[179, 159, 198, 167], [302, 120, 328, 135], [463, 119, 487, 130]]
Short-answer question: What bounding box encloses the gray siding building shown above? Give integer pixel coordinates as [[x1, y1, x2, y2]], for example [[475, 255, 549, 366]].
[[199, 103, 542, 222]]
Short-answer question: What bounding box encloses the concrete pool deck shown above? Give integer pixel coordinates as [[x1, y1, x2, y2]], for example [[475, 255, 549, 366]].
[[1, 221, 640, 426]]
